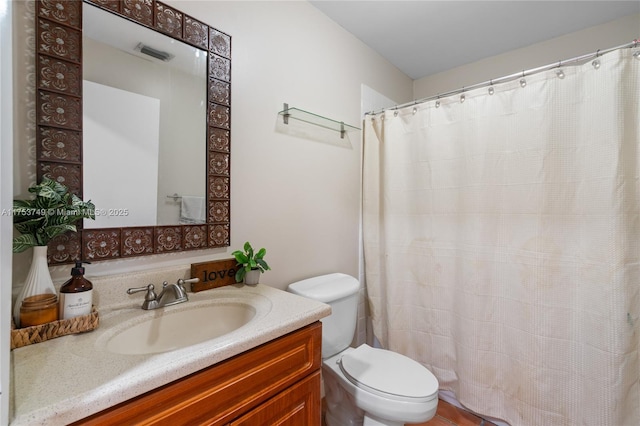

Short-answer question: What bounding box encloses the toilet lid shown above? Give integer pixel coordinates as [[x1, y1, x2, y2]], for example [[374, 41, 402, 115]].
[[339, 345, 438, 402]]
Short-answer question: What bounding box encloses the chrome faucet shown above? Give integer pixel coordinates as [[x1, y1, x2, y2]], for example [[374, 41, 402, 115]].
[[127, 278, 199, 310]]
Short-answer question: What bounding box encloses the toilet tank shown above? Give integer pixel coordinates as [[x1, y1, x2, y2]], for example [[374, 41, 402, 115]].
[[287, 273, 360, 359]]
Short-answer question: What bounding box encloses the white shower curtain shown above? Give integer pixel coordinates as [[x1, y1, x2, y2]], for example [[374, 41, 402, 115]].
[[362, 48, 639, 426]]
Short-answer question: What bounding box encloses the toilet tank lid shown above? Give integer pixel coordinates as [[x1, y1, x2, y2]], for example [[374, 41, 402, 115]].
[[287, 273, 359, 303]]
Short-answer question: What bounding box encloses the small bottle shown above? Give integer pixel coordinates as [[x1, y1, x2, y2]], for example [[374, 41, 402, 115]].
[[59, 261, 93, 320]]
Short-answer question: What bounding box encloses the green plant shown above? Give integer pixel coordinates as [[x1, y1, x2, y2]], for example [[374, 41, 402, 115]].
[[232, 241, 271, 282], [12, 177, 95, 253]]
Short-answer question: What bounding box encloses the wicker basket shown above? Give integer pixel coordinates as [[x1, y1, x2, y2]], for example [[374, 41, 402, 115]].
[[11, 306, 99, 350]]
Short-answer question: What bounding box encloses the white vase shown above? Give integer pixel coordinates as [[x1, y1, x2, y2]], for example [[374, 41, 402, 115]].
[[13, 246, 57, 327], [243, 269, 261, 285]]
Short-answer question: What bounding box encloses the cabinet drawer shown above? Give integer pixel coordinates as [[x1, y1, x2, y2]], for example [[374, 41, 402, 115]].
[[73, 322, 322, 425], [229, 371, 321, 426]]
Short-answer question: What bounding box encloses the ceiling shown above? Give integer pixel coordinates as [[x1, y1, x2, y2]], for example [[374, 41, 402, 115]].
[[309, 1, 640, 80]]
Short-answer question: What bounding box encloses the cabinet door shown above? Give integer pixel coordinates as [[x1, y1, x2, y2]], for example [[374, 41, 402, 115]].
[[230, 371, 321, 426], [72, 322, 321, 426]]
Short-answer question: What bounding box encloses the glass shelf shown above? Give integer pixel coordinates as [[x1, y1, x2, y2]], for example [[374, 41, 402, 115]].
[[278, 105, 360, 139]]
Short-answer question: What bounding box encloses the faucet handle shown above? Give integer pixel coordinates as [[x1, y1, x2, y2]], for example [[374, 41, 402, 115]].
[[177, 277, 199, 293], [127, 284, 157, 301], [127, 284, 159, 310]]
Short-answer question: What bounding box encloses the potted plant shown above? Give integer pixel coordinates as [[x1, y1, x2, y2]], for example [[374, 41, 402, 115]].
[[232, 241, 271, 285], [12, 177, 95, 326]]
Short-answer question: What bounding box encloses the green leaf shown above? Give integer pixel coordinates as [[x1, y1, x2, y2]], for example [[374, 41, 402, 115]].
[[243, 241, 254, 259], [232, 251, 249, 264], [13, 178, 95, 247], [51, 179, 68, 197], [256, 259, 270, 271], [47, 213, 69, 226], [12, 234, 38, 253], [43, 224, 77, 241], [35, 185, 59, 201], [35, 177, 66, 198], [70, 194, 92, 210], [13, 200, 38, 223], [255, 248, 266, 260], [14, 217, 45, 234], [13, 199, 34, 209], [235, 267, 246, 282]]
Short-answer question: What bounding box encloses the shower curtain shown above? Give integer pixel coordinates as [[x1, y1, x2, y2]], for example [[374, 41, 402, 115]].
[[362, 48, 639, 426]]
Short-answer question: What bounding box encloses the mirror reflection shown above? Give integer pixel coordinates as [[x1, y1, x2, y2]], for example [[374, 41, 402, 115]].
[[82, 3, 207, 228]]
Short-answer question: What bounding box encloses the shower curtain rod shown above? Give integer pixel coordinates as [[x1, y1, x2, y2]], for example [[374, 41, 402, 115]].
[[366, 39, 639, 116]]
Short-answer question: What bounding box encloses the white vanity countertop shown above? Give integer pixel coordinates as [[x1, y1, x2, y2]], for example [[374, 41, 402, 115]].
[[10, 283, 330, 426]]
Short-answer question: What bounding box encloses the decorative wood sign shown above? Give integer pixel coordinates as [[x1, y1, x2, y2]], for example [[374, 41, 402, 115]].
[[190, 258, 238, 292]]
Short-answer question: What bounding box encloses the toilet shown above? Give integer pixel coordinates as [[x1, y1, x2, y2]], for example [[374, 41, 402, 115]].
[[287, 273, 439, 426]]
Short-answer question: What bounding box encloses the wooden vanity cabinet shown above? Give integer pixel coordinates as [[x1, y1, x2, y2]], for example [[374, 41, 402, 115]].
[[72, 322, 322, 426]]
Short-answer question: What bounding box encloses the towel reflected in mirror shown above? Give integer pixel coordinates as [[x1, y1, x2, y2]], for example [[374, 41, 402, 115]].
[[180, 196, 206, 224]]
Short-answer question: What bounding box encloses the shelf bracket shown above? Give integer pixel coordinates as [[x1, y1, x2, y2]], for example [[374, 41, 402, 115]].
[[340, 122, 345, 139], [282, 103, 290, 125]]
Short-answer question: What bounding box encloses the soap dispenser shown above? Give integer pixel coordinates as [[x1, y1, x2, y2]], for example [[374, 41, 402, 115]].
[[59, 261, 93, 320]]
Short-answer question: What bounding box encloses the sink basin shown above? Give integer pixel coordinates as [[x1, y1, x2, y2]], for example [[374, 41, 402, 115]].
[[105, 302, 256, 355]]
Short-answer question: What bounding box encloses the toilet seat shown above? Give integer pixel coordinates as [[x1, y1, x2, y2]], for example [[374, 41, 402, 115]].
[[338, 344, 438, 403]]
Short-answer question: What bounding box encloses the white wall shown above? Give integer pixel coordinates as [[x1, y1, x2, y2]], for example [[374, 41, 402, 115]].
[[414, 13, 640, 98], [0, 0, 12, 422]]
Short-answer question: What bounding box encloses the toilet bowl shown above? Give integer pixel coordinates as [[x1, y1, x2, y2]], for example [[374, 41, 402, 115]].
[[324, 345, 438, 426], [287, 273, 439, 426]]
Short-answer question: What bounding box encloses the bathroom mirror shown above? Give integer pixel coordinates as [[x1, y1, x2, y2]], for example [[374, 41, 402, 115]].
[[35, 0, 232, 264], [82, 3, 206, 228]]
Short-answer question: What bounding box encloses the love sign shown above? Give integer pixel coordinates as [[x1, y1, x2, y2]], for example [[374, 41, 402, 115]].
[[190, 258, 239, 292]]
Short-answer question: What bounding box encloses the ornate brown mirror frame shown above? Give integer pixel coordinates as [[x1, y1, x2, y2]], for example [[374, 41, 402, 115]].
[[35, 0, 231, 264]]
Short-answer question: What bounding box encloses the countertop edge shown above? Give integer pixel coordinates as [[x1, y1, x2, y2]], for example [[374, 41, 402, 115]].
[[10, 284, 331, 426]]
